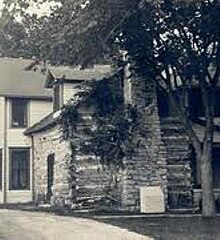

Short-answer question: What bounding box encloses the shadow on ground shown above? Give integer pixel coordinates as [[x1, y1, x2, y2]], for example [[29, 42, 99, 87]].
[[93, 216, 220, 240]]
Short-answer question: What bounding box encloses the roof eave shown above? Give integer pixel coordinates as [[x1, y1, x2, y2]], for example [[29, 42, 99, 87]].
[[24, 121, 57, 135], [1, 94, 53, 101], [24, 112, 58, 136]]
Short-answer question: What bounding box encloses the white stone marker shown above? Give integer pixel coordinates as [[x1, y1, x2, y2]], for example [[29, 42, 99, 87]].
[[140, 186, 165, 213]]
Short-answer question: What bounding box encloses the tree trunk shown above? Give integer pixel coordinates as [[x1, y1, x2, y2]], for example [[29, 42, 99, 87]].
[[201, 142, 215, 217], [200, 81, 215, 217]]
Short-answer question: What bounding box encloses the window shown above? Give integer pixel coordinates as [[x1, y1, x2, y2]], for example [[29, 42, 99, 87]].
[[11, 99, 28, 128], [157, 87, 176, 118], [0, 150, 2, 191], [10, 148, 30, 190], [157, 89, 170, 118]]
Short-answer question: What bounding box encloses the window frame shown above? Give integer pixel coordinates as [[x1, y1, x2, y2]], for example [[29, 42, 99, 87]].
[[11, 98, 28, 128], [9, 148, 30, 191]]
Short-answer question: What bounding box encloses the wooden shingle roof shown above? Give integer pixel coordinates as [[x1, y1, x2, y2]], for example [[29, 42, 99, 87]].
[[0, 57, 52, 99], [45, 64, 112, 87]]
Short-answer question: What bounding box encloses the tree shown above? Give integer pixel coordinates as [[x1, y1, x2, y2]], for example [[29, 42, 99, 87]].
[[0, 0, 137, 64], [111, 0, 219, 217], [1, 0, 220, 216]]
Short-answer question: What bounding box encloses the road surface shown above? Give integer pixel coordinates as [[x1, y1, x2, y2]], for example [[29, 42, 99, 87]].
[[0, 209, 153, 240]]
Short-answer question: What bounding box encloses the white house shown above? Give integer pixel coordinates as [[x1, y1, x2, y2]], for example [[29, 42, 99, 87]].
[[0, 58, 53, 204]]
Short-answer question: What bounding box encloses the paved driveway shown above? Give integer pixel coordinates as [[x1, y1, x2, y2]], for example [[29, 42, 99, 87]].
[[0, 209, 153, 240]]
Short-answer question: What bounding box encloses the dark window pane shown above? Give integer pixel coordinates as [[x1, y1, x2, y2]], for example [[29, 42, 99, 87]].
[[11, 99, 28, 128], [10, 148, 30, 190], [0, 150, 2, 190]]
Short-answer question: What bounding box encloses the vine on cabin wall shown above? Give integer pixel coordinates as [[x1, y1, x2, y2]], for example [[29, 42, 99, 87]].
[[58, 74, 156, 206]]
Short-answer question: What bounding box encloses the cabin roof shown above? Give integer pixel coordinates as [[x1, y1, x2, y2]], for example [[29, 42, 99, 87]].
[[45, 64, 113, 87], [24, 111, 58, 135]]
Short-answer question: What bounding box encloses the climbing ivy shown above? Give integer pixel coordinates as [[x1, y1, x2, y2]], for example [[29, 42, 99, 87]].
[[59, 77, 140, 170]]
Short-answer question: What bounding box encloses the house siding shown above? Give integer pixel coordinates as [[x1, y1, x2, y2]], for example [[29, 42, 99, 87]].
[[0, 97, 52, 203], [7, 99, 52, 147], [30, 100, 53, 126]]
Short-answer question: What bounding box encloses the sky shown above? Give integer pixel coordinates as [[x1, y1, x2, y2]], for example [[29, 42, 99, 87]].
[[0, 0, 61, 18], [0, 0, 3, 8]]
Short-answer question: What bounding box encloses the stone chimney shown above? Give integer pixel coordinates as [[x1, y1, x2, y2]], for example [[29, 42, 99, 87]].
[[120, 51, 168, 212], [122, 51, 154, 107]]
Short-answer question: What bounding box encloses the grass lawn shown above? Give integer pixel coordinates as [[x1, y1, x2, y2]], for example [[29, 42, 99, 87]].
[[95, 216, 220, 240]]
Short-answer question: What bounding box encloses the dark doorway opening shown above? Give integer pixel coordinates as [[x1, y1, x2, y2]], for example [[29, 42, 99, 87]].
[[157, 88, 170, 118], [47, 153, 55, 203]]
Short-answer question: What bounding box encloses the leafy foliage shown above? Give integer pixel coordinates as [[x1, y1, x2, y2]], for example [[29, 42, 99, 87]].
[[0, 0, 138, 65], [77, 105, 140, 168], [1, 0, 219, 72], [59, 76, 139, 168]]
